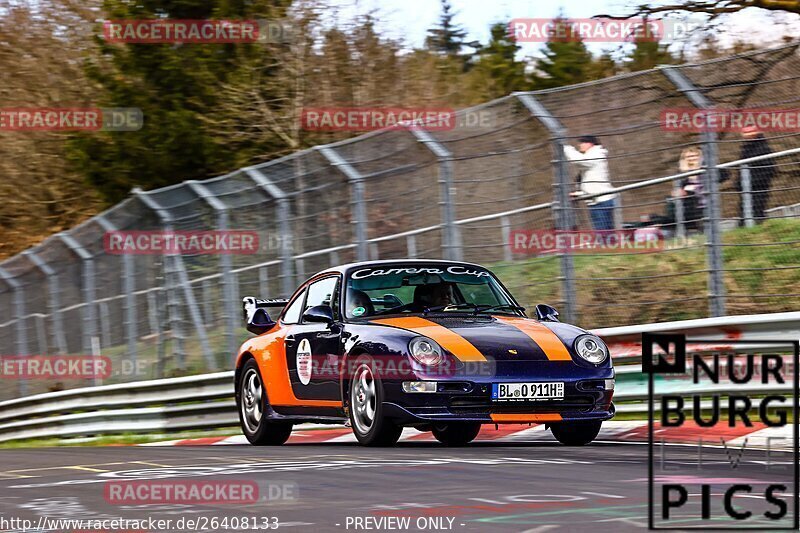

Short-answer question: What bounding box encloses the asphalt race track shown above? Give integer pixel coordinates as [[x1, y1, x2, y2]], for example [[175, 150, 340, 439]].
[[0, 436, 795, 532]]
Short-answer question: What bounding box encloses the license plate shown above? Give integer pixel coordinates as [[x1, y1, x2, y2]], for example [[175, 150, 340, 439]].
[[492, 382, 564, 401]]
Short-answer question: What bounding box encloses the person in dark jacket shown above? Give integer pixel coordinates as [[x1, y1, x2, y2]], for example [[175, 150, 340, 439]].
[[737, 126, 777, 225]]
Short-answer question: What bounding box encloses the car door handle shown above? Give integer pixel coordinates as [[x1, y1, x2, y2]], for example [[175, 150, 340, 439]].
[[285, 335, 296, 348]]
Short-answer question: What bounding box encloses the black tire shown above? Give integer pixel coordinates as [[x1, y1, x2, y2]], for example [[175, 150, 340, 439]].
[[550, 420, 602, 446], [348, 355, 402, 447], [432, 422, 482, 446], [237, 358, 293, 445]]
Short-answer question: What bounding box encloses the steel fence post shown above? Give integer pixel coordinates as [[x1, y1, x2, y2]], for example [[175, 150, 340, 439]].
[[318, 146, 369, 262], [407, 128, 463, 261], [34, 314, 47, 355], [244, 168, 295, 296], [161, 253, 186, 371], [230, 270, 240, 323], [406, 235, 417, 258], [57, 233, 97, 356], [553, 138, 578, 323], [675, 197, 686, 240], [99, 301, 111, 352], [202, 279, 214, 324], [122, 251, 137, 365], [292, 156, 307, 260], [186, 181, 238, 358], [516, 93, 577, 323], [133, 188, 216, 371], [741, 166, 754, 227], [22, 250, 68, 355], [501, 216, 512, 262], [146, 289, 164, 378], [258, 265, 269, 293], [0, 267, 27, 396], [95, 215, 137, 368], [661, 67, 726, 317], [702, 129, 727, 316]]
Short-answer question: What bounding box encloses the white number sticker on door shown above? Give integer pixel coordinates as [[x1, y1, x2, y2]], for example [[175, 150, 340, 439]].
[[297, 338, 312, 385]]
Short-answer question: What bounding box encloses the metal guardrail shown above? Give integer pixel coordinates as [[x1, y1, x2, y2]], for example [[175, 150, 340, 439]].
[[594, 311, 800, 359], [0, 313, 797, 443], [595, 312, 799, 415], [0, 372, 236, 442]]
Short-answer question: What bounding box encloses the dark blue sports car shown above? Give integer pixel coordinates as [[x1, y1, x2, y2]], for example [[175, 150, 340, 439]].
[[235, 260, 615, 446]]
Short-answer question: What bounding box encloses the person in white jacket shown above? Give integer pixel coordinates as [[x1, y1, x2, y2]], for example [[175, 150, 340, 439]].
[[563, 136, 618, 231]]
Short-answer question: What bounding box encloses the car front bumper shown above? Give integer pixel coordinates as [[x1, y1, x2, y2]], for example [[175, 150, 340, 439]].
[[381, 373, 615, 425]]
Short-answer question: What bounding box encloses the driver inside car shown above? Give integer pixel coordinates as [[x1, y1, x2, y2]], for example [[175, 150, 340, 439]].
[[346, 288, 375, 318], [413, 282, 455, 310]]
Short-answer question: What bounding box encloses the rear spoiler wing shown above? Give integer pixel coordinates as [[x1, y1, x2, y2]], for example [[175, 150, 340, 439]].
[[246, 297, 289, 308], [242, 297, 289, 322]]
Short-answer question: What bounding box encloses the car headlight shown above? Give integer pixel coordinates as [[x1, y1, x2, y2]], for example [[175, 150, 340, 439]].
[[409, 337, 444, 366], [574, 335, 609, 365]]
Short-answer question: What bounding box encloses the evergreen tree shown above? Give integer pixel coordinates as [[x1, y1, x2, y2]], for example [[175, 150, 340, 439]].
[[425, 0, 469, 67], [588, 50, 620, 79], [626, 37, 678, 72], [68, 0, 291, 203], [466, 22, 530, 99], [532, 15, 595, 89]]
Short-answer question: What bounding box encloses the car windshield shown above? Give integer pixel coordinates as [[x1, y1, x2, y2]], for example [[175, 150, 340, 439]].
[[344, 263, 521, 319]]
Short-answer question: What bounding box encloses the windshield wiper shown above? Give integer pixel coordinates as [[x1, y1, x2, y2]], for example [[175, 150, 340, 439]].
[[472, 304, 526, 314], [423, 303, 480, 314]]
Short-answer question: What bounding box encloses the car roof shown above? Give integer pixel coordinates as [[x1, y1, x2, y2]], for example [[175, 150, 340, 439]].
[[312, 259, 491, 278]]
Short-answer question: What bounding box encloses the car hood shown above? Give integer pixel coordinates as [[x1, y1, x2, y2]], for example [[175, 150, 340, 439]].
[[369, 315, 586, 363]]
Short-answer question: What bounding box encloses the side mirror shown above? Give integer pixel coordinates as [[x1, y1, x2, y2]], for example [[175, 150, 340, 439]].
[[243, 296, 276, 335], [534, 304, 560, 322], [303, 304, 334, 325]]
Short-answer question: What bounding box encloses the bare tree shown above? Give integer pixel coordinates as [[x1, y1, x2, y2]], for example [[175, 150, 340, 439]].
[[0, 0, 103, 258], [629, 0, 800, 18]]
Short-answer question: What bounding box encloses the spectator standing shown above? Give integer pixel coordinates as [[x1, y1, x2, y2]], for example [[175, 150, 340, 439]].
[[737, 126, 776, 225], [564, 135, 618, 231], [673, 146, 705, 231]]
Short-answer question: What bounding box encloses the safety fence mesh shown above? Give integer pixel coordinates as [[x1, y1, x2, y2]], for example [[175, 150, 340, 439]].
[[1, 42, 800, 399]]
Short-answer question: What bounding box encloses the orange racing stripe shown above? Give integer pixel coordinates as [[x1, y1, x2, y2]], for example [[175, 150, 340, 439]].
[[493, 316, 573, 361], [490, 413, 562, 423], [370, 316, 487, 362]]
